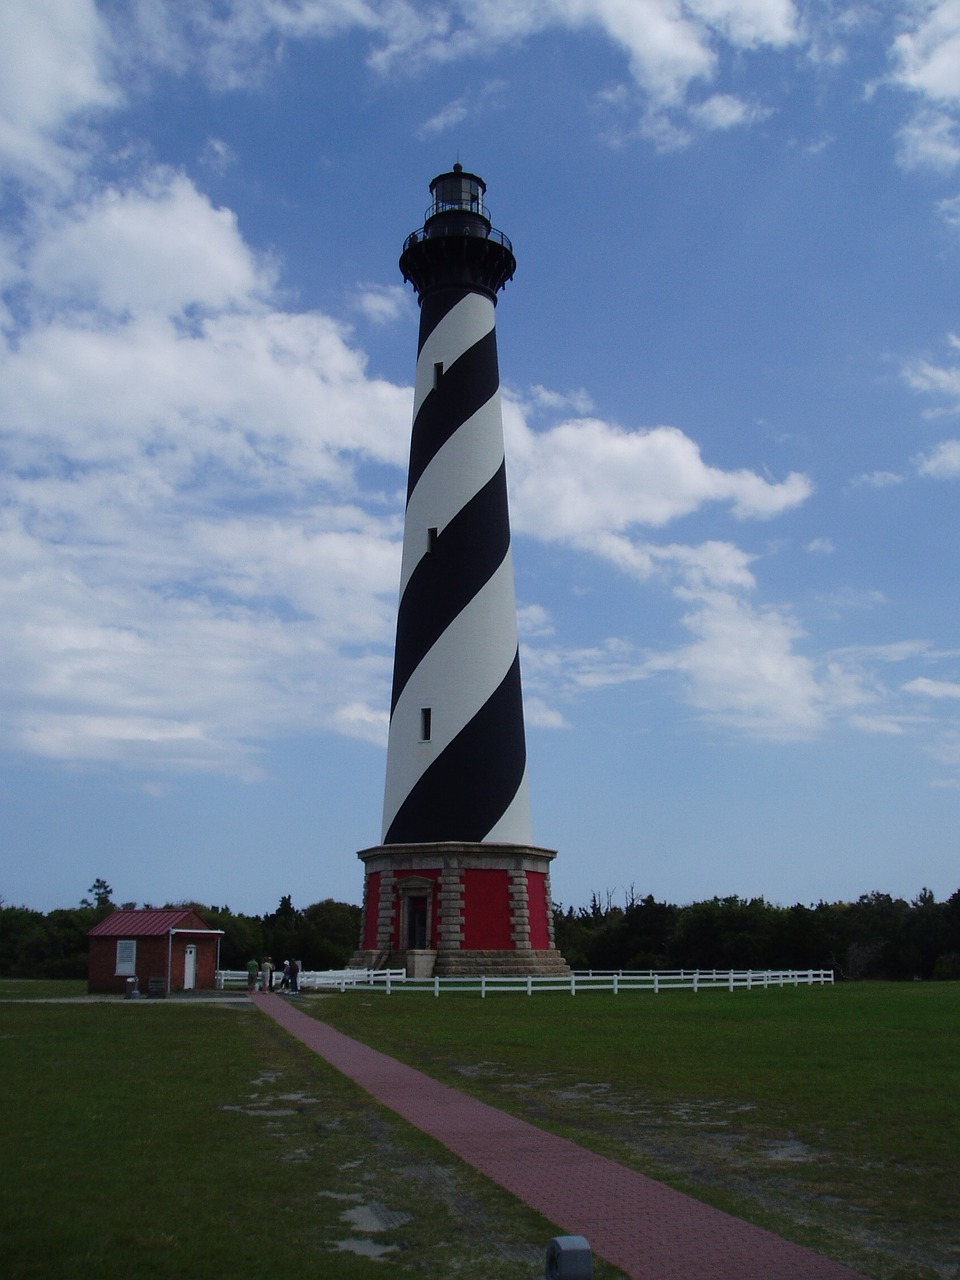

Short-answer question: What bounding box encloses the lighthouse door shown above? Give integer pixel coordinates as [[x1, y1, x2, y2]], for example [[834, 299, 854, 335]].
[[183, 944, 197, 990], [407, 897, 428, 950]]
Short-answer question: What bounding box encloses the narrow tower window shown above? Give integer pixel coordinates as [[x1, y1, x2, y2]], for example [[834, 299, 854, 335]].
[[433, 361, 443, 389], [427, 526, 438, 554], [420, 707, 432, 742]]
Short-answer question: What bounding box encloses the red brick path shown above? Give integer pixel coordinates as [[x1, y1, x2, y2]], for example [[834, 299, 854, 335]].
[[253, 993, 869, 1280]]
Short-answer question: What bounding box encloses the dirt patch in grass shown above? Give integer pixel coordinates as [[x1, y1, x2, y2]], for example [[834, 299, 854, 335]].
[[223, 1045, 574, 1277], [1, 1004, 628, 1280], [311, 985, 960, 1280], [452, 1059, 957, 1280]]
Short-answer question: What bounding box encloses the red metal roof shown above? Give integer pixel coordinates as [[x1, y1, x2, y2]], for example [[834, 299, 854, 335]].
[[87, 908, 212, 937]]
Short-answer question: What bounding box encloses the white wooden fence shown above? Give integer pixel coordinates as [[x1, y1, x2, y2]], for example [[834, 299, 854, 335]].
[[217, 967, 833, 997], [215, 967, 400, 991]]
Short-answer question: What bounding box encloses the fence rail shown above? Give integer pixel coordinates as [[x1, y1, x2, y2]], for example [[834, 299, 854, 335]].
[[217, 967, 833, 997], [215, 967, 403, 991]]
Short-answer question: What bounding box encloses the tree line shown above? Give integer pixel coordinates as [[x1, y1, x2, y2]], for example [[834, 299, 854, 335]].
[[553, 887, 960, 980], [0, 884, 361, 980], [1, 882, 958, 981]]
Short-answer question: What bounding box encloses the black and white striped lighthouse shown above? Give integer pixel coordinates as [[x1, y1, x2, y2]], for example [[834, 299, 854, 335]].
[[353, 166, 569, 977]]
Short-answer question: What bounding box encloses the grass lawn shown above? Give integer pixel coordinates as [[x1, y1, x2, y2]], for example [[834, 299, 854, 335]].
[[1, 1000, 626, 1280], [306, 981, 960, 1280], [0, 978, 87, 999]]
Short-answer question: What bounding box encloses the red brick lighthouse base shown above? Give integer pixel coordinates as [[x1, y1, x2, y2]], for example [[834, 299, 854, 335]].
[[351, 843, 571, 977]]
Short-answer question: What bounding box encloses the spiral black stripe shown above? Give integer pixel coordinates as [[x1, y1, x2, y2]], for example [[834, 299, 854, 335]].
[[390, 460, 509, 714], [384, 651, 526, 845], [383, 188, 530, 848], [416, 287, 468, 355], [406, 327, 499, 501]]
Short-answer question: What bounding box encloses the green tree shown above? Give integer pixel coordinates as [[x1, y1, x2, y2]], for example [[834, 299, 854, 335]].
[[0, 905, 46, 976], [82, 878, 114, 909]]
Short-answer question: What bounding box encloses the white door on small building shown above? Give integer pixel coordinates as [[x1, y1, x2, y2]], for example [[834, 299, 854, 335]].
[[183, 944, 197, 990]]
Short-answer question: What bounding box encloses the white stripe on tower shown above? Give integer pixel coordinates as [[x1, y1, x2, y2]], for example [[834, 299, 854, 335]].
[[382, 167, 531, 846]]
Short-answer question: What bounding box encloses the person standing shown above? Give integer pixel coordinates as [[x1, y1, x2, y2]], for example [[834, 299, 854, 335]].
[[289, 958, 300, 994], [246, 957, 258, 992], [260, 956, 273, 993]]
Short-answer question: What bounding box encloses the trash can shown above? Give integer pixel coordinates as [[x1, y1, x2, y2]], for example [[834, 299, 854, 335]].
[[125, 976, 140, 999], [545, 1236, 592, 1280]]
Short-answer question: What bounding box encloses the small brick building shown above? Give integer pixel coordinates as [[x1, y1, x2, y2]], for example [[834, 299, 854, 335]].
[[87, 908, 222, 995]]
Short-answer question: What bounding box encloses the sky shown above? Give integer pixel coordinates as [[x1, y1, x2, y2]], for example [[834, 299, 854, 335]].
[[3, 0, 960, 918]]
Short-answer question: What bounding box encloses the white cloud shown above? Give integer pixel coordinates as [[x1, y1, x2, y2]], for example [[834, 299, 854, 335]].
[[648, 586, 824, 738], [522, 636, 649, 694], [349, 0, 801, 112], [905, 676, 960, 698], [684, 0, 797, 47], [0, 0, 117, 183], [15, 0, 804, 164], [517, 603, 556, 637], [915, 439, 960, 477], [5, 0, 950, 781], [891, 0, 960, 106], [903, 334, 960, 406], [27, 173, 276, 316], [416, 78, 506, 138], [523, 696, 570, 730], [689, 92, 771, 130], [199, 136, 237, 174], [518, 533, 834, 743], [350, 283, 412, 324], [526, 385, 595, 415], [895, 108, 960, 172], [116, 0, 380, 90], [891, 4, 960, 174], [507, 416, 811, 542], [417, 97, 470, 137], [851, 469, 904, 488], [331, 700, 391, 745], [0, 162, 417, 772], [817, 586, 887, 612], [847, 713, 909, 736], [0, 131, 816, 773]]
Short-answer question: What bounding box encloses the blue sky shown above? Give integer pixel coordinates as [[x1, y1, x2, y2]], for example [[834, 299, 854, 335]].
[[3, 0, 960, 917]]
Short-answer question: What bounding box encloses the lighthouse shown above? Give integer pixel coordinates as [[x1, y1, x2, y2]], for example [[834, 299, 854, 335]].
[[352, 165, 569, 977]]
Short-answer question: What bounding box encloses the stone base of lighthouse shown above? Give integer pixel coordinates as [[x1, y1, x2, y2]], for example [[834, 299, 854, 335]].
[[350, 842, 571, 977]]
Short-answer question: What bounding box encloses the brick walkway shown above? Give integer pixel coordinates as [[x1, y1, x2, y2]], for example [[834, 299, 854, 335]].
[[252, 993, 869, 1280]]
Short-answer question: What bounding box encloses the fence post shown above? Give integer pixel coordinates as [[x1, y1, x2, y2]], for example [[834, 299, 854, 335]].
[[481, 975, 486, 999], [693, 971, 699, 993], [434, 975, 440, 997], [728, 971, 734, 992], [613, 974, 619, 996]]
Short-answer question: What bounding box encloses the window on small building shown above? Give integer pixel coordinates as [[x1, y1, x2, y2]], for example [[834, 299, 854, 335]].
[[115, 939, 137, 975]]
